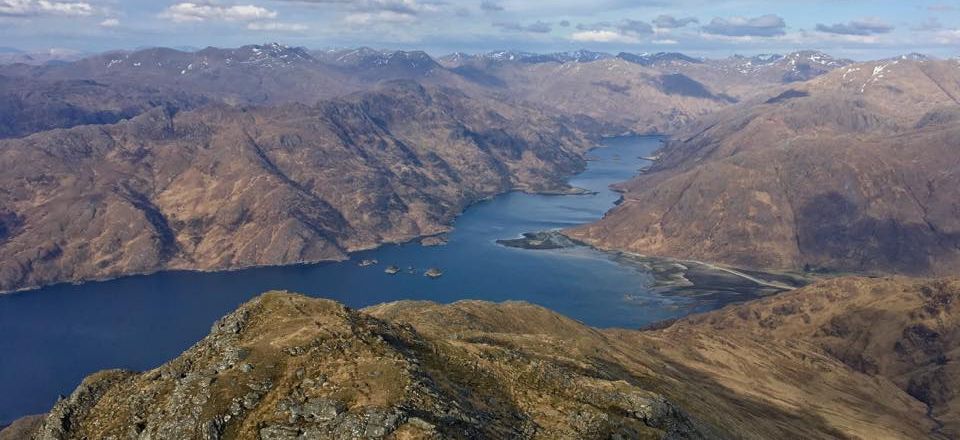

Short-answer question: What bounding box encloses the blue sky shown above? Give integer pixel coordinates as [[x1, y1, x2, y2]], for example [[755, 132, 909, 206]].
[[2, 0, 959, 58]]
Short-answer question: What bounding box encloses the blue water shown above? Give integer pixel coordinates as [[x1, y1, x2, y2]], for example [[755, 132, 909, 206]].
[[0, 136, 719, 424]]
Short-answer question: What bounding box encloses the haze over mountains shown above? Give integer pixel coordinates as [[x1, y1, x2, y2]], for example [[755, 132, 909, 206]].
[[0, 48, 84, 67], [1, 44, 850, 140]]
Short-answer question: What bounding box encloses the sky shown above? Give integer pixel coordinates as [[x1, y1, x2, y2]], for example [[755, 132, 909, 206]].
[[2, 0, 960, 59]]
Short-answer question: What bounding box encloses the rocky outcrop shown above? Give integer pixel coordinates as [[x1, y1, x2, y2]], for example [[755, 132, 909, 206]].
[[24, 292, 716, 440], [0, 415, 44, 440], [568, 58, 960, 276], [0, 82, 591, 293], [18, 278, 958, 439]]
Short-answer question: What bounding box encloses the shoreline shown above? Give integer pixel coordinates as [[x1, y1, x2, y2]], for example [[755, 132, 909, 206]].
[[0, 139, 623, 296], [497, 230, 813, 299], [0, 184, 604, 297], [612, 251, 811, 295]]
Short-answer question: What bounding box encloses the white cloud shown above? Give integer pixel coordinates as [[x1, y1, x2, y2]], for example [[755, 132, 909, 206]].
[[479, 0, 502, 12], [246, 21, 308, 31], [493, 20, 552, 33], [98, 17, 118, 27], [784, 29, 883, 45], [934, 29, 960, 44], [314, 0, 448, 27], [702, 14, 786, 37], [816, 18, 894, 36], [161, 3, 277, 23], [37, 0, 91, 15], [335, 0, 446, 26], [0, 0, 94, 17], [344, 10, 416, 25], [569, 30, 640, 43], [356, 0, 440, 15], [653, 15, 697, 30]]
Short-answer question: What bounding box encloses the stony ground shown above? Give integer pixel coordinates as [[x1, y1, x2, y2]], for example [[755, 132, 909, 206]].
[[9, 276, 957, 439]]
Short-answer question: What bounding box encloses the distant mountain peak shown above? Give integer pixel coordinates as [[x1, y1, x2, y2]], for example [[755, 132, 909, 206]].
[[895, 53, 935, 61], [439, 49, 610, 65], [781, 50, 851, 67], [0, 47, 85, 66], [487, 50, 538, 62], [617, 52, 702, 66], [238, 43, 313, 65]]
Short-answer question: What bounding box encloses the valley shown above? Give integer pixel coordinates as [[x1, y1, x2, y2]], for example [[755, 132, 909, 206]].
[[0, 44, 856, 294], [2, 40, 960, 440], [0, 136, 797, 425]]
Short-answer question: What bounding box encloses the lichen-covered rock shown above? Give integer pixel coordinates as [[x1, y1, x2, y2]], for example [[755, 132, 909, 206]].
[[21, 279, 955, 439], [24, 291, 712, 439]]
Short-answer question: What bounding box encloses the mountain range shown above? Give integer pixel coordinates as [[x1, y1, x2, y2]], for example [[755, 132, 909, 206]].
[[0, 44, 860, 293], [1, 45, 849, 140], [3, 43, 960, 439], [3, 44, 958, 285]]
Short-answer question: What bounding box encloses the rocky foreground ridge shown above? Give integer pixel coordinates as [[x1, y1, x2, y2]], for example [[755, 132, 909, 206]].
[[6, 276, 957, 439]]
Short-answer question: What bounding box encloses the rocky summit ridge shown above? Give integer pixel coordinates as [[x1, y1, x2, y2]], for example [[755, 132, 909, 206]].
[[9, 276, 959, 439]]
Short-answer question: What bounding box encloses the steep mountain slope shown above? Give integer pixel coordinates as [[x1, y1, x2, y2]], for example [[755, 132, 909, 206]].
[[568, 58, 960, 276], [0, 46, 867, 291], [11, 277, 956, 439], [0, 82, 591, 293], [656, 277, 960, 437], [0, 73, 210, 139], [0, 415, 43, 440]]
